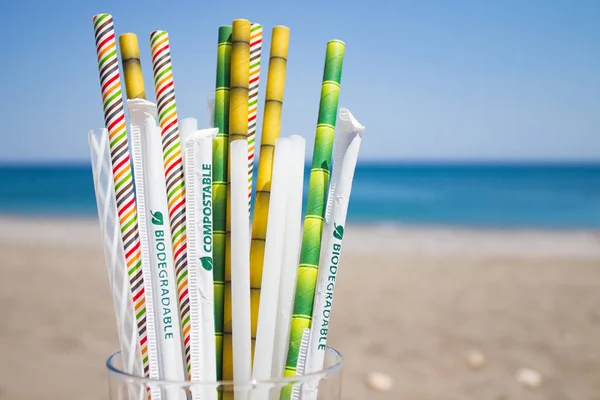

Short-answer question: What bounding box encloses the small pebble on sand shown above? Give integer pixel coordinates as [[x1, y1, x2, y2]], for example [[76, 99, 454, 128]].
[[466, 349, 486, 369], [516, 368, 542, 389], [366, 372, 393, 392]]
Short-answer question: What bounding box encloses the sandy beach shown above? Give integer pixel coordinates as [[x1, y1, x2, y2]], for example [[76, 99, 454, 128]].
[[1, 217, 600, 400]]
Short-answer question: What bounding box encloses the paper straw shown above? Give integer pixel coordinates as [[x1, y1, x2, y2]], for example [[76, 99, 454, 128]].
[[247, 23, 262, 207], [118, 33, 146, 100], [230, 140, 253, 391], [89, 128, 143, 378], [127, 102, 162, 389], [92, 13, 159, 380], [252, 138, 290, 389], [150, 30, 193, 377], [272, 135, 305, 378], [302, 109, 364, 400], [249, 25, 290, 372], [212, 25, 232, 380], [284, 39, 345, 380], [118, 30, 186, 385], [129, 100, 187, 392], [223, 18, 251, 382], [184, 129, 218, 398]]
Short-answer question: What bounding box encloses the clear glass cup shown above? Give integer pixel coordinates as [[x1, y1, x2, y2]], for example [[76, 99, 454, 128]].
[[106, 346, 343, 400]]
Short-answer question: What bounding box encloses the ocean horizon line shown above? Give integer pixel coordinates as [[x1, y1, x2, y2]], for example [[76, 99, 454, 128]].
[[1, 159, 599, 168]]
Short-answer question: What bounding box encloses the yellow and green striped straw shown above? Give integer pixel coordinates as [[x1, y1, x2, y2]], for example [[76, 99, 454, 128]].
[[223, 18, 251, 384], [211, 25, 232, 381], [284, 39, 345, 380]]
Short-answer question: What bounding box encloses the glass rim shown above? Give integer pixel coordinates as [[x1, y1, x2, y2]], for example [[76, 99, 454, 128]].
[[106, 346, 343, 387]]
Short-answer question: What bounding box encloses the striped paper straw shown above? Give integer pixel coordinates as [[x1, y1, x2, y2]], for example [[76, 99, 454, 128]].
[[149, 30, 192, 376], [92, 13, 159, 379], [247, 23, 262, 207]]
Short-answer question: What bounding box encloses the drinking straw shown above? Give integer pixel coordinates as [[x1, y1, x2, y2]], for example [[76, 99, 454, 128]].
[[128, 99, 187, 392], [207, 98, 215, 128], [149, 30, 193, 377], [89, 128, 143, 378], [302, 109, 364, 400], [290, 328, 311, 400], [230, 139, 253, 393], [118, 33, 146, 99], [247, 23, 262, 207], [252, 138, 291, 390], [212, 25, 232, 380], [223, 18, 251, 382], [118, 32, 187, 385], [284, 40, 345, 380], [92, 13, 159, 381], [272, 135, 305, 378], [179, 118, 198, 161], [248, 25, 290, 373], [184, 129, 218, 397]]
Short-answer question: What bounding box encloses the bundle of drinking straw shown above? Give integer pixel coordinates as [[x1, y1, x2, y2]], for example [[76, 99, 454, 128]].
[[90, 13, 365, 400]]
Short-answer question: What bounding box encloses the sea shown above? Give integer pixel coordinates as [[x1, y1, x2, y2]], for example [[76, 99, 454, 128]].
[[0, 163, 599, 229]]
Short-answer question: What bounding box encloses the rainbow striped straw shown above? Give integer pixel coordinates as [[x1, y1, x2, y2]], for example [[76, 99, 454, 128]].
[[91, 13, 159, 380], [149, 30, 192, 377], [247, 23, 262, 207]]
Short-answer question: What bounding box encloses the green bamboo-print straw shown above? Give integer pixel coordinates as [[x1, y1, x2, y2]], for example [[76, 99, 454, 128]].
[[212, 25, 232, 381], [284, 40, 345, 379]]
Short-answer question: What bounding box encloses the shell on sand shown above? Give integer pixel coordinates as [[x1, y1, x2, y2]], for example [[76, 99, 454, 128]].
[[365, 371, 393, 392]]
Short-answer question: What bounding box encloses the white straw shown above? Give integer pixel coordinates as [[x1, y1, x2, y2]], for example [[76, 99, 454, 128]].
[[207, 98, 215, 128], [179, 118, 198, 164], [127, 101, 162, 394], [185, 129, 218, 400], [129, 99, 186, 399], [303, 109, 364, 399], [252, 138, 291, 391], [230, 140, 253, 392], [272, 135, 306, 378]]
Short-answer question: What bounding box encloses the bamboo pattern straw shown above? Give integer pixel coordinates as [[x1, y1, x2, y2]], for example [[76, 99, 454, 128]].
[[284, 39, 345, 378], [149, 30, 192, 376], [247, 23, 262, 207], [249, 24, 290, 366], [212, 25, 232, 381], [118, 33, 146, 100], [92, 13, 158, 379], [223, 18, 251, 382]]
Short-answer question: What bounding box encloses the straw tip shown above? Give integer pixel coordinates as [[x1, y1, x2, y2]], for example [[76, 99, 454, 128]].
[[150, 30, 167, 37], [92, 13, 112, 26], [92, 13, 111, 20], [119, 32, 138, 38], [274, 25, 290, 31], [328, 39, 346, 47]]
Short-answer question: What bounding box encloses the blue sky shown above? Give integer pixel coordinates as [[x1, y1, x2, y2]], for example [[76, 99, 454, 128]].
[[1, 0, 598, 162]]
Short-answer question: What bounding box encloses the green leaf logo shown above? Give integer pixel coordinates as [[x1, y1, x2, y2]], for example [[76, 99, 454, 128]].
[[333, 224, 344, 240], [200, 257, 213, 271], [150, 211, 164, 226]]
